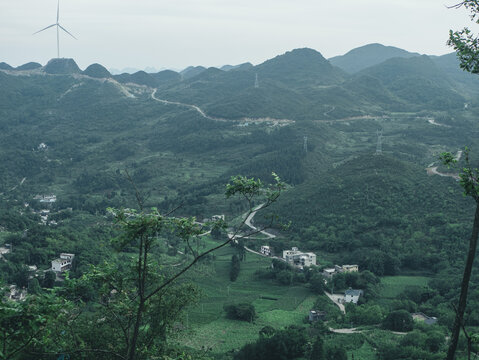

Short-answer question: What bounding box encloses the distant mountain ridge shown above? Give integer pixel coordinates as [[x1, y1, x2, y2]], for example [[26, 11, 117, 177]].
[[1, 43, 477, 119], [329, 43, 420, 73]]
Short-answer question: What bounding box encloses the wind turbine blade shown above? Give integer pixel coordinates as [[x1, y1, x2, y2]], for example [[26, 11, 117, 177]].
[[58, 25, 77, 40], [33, 24, 56, 35], [57, 0, 60, 23]]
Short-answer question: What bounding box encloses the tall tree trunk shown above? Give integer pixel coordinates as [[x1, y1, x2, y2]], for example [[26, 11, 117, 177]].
[[127, 299, 144, 360], [447, 203, 479, 360]]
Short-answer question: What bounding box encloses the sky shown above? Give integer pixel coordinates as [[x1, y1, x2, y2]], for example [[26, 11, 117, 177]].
[[0, 0, 475, 71]]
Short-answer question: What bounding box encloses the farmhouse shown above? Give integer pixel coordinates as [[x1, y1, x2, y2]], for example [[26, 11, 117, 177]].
[[322, 264, 359, 278], [51, 253, 75, 272], [260, 245, 271, 256], [282, 247, 316, 268], [344, 288, 363, 304], [309, 310, 327, 322]]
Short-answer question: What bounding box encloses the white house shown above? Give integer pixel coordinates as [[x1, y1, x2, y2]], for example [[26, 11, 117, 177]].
[[51, 253, 75, 272], [282, 247, 316, 268], [260, 245, 271, 256], [344, 288, 363, 304], [342, 265, 359, 273]]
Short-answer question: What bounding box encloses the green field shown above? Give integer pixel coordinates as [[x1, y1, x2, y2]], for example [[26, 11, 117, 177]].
[[380, 276, 431, 298], [174, 240, 318, 353]]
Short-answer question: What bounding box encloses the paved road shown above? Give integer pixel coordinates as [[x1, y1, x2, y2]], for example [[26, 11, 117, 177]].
[[244, 204, 276, 239], [426, 166, 460, 180], [151, 89, 294, 126], [324, 291, 346, 314]]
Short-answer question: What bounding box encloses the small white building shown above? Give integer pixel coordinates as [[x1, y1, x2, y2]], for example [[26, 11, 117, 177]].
[[344, 289, 363, 304], [34, 194, 57, 203], [260, 245, 271, 256], [322, 268, 336, 278], [342, 265, 359, 273], [51, 253, 75, 272], [282, 247, 316, 268]]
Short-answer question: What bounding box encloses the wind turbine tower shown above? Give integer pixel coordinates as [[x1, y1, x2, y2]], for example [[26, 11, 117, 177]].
[[33, 0, 77, 58]]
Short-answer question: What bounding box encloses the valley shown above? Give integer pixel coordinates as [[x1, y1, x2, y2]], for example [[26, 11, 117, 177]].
[[1, 43, 479, 359]]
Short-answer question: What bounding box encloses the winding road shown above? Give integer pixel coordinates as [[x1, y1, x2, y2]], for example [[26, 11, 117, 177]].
[[150, 89, 295, 126], [426, 150, 462, 180]]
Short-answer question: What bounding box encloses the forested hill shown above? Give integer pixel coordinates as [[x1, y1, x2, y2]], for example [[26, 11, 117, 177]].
[[329, 43, 420, 73], [1, 45, 479, 278], [3, 44, 479, 122], [268, 153, 475, 275]]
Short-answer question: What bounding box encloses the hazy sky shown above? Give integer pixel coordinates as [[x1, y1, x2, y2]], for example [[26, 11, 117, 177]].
[[0, 0, 475, 71]]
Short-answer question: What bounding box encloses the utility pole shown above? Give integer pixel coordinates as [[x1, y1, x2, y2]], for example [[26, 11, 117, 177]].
[[303, 136, 308, 153], [375, 129, 383, 155], [254, 73, 259, 88]]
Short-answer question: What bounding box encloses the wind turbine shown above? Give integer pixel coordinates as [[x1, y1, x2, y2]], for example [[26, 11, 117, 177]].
[[33, 0, 77, 58]]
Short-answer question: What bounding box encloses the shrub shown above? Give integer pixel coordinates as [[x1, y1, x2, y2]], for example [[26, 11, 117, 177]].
[[224, 303, 256, 322]]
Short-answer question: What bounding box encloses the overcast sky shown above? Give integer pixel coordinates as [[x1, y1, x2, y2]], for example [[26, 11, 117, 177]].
[[0, 0, 475, 71]]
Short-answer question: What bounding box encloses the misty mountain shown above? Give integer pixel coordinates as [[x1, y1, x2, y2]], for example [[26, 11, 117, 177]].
[[43, 58, 81, 75], [221, 62, 254, 71], [83, 63, 112, 79], [255, 48, 346, 88], [16, 62, 42, 71], [0, 62, 14, 70], [357, 55, 465, 109], [329, 43, 420, 73], [180, 66, 207, 79]]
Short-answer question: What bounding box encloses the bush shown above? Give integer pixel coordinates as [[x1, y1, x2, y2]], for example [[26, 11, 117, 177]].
[[235, 326, 307, 360], [230, 255, 240, 282], [383, 310, 414, 332], [224, 303, 256, 322]]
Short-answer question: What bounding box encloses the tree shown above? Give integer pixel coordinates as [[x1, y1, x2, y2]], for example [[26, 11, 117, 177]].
[[441, 148, 479, 359], [324, 344, 347, 360], [0, 174, 284, 360], [63, 173, 284, 360], [42, 270, 56, 289], [230, 254, 241, 281], [27, 278, 41, 295], [309, 274, 325, 294], [445, 3, 479, 356], [224, 303, 256, 322], [382, 310, 414, 332], [309, 336, 324, 360], [0, 293, 67, 360]]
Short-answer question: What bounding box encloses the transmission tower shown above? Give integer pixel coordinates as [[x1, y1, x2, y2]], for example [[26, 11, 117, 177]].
[[303, 136, 308, 153], [254, 73, 259, 88], [375, 129, 383, 155]]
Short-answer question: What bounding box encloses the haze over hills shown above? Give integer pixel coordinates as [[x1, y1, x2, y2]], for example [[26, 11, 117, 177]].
[[2, 42, 479, 359], [329, 43, 420, 73]]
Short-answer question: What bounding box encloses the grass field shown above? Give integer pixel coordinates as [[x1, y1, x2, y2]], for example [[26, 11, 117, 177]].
[[380, 276, 431, 298], [174, 238, 318, 353]]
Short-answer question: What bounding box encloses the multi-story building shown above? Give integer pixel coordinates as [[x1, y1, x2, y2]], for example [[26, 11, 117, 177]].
[[51, 253, 75, 272], [282, 247, 316, 268]]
